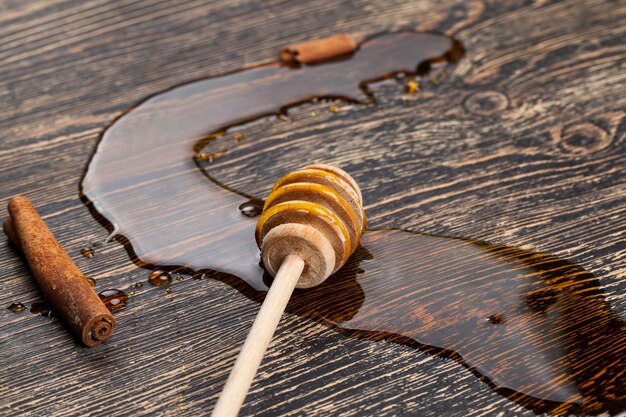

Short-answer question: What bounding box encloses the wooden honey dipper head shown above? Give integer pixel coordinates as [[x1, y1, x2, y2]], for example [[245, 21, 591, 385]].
[[255, 164, 366, 288], [212, 165, 365, 417]]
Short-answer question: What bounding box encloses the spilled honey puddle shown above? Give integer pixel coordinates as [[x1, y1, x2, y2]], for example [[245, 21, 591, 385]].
[[80, 31, 624, 414]]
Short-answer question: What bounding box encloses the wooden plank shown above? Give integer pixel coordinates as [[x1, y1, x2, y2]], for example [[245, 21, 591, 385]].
[[0, 0, 624, 416]]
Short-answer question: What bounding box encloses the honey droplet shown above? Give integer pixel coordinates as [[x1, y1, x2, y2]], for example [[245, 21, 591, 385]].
[[98, 289, 128, 311], [328, 104, 340, 113], [238, 200, 264, 218], [7, 302, 26, 313], [233, 133, 244, 142], [487, 314, 506, 324], [83, 276, 96, 287], [148, 270, 172, 286], [406, 80, 420, 93], [195, 151, 227, 162], [30, 301, 52, 316], [80, 247, 95, 258], [193, 273, 208, 280]]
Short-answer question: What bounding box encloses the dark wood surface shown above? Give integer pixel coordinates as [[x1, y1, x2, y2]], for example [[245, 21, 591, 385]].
[[1, 1, 625, 416]]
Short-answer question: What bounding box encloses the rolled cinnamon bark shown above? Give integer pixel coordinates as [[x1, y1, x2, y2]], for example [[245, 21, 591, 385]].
[[6, 196, 115, 347], [280, 33, 357, 65], [3, 218, 21, 251]]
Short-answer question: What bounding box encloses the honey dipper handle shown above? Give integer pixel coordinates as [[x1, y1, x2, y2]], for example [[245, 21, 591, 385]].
[[212, 254, 305, 417]]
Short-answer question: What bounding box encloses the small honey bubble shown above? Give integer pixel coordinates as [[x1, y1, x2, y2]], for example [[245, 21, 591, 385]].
[[487, 314, 506, 325], [81, 248, 95, 258], [233, 133, 244, 142], [196, 151, 227, 163], [7, 302, 26, 313], [98, 289, 128, 311], [148, 270, 172, 286], [328, 105, 340, 113], [238, 200, 264, 218], [30, 301, 52, 316], [193, 273, 207, 280]]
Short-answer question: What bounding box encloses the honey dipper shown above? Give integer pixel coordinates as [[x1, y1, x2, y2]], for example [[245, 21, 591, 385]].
[[212, 164, 365, 417]]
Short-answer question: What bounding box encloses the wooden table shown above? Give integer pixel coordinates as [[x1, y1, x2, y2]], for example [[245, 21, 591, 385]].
[[1, 1, 624, 415]]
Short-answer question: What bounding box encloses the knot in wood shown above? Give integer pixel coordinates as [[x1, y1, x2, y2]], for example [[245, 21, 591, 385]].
[[558, 122, 610, 155], [464, 90, 509, 116]]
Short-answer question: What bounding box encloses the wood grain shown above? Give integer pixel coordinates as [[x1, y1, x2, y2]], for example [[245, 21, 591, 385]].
[[0, 0, 625, 416]]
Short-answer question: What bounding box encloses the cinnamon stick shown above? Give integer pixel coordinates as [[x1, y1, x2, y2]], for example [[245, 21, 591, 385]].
[[5, 196, 115, 347], [3, 218, 21, 252], [280, 33, 357, 65]]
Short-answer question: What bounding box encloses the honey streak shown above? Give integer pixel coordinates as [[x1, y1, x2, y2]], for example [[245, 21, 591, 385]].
[[80, 30, 624, 415]]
